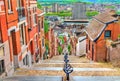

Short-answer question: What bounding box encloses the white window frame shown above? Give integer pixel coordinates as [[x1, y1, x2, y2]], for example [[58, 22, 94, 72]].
[[8, 0, 12, 13], [0, 1, 4, 12], [0, 46, 4, 57], [17, 0, 22, 8], [33, 14, 37, 25], [19, 23, 26, 46]]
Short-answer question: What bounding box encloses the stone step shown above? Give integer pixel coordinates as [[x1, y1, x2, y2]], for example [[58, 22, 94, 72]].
[[71, 76, 120, 81], [28, 67, 116, 71], [2, 76, 63, 81]]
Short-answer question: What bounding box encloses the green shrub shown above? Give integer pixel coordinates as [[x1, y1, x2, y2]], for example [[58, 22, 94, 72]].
[[58, 46, 63, 54]]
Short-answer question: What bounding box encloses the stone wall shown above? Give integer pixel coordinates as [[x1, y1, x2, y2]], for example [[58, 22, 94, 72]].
[[109, 44, 120, 67], [110, 44, 120, 61]]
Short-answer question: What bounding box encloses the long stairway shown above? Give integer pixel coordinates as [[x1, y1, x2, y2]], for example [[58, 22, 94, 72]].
[[2, 55, 120, 81]]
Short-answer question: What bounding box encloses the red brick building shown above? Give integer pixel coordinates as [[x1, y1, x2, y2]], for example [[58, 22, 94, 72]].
[[0, 0, 14, 77], [0, 0, 45, 77], [48, 27, 55, 57], [85, 11, 120, 62], [37, 9, 45, 60], [26, 0, 38, 64]]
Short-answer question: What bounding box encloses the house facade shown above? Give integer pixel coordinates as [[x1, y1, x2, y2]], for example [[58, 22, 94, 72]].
[[37, 9, 45, 60], [0, 0, 14, 77], [85, 11, 120, 62], [48, 27, 55, 57], [0, 0, 45, 77]]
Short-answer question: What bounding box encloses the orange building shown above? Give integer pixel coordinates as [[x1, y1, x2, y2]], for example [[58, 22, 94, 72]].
[[70, 36, 77, 55], [0, 0, 45, 77], [48, 27, 55, 57], [37, 9, 45, 60], [85, 11, 120, 62], [0, 0, 14, 77]]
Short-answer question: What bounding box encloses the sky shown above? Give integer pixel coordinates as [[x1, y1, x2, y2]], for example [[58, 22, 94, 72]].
[[38, 0, 120, 3]]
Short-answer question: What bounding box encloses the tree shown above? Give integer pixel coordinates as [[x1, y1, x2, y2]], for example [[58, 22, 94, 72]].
[[86, 11, 99, 18], [58, 46, 63, 54], [37, 2, 42, 9], [44, 20, 49, 33], [116, 10, 120, 15], [68, 44, 71, 54]]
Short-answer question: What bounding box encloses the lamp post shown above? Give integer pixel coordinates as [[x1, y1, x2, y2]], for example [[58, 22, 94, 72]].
[[63, 53, 73, 81]]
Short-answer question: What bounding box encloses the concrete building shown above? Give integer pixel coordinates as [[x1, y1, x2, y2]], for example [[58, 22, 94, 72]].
[[72, 3, 87, 20], [52, 3, 59, 13]]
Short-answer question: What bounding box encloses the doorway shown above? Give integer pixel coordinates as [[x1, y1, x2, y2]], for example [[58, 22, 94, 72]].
[[92, 44, 94, 60]]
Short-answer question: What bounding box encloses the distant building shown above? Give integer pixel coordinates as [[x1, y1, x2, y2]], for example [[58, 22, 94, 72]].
[[43, 6, 48, 13], [72, 3, 87, 19], [52, 3, 59, 13]]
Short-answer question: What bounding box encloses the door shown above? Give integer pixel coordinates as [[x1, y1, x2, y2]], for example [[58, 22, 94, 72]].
[[92, 44, 94, 60], [10, 30, 16, 69]]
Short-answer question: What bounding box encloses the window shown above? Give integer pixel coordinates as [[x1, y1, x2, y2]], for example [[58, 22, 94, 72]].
[[34, 36, 37, 48], [0, 60, 5, 75], [89, 40, 90, 50], [19, 23, 26, 46], [17, 0, 23, 8], [105, 30, 111, 38], [42, 38, 44, 47], [0, 1, 4, 12], [8, 0, 12, 12], [33, 14, 37, 25], [0, 46, 4, 56], [0, 31, 2, 42], [27, 9, 31, 28], [38, 20, 40, 32], [41, 19, 43, 28]]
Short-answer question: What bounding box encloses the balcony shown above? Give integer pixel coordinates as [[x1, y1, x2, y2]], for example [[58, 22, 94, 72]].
[[17, 7, 26, 22]]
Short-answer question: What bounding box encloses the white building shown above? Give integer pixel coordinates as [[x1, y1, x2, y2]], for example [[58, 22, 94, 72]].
[[76, 36, 86, 56]]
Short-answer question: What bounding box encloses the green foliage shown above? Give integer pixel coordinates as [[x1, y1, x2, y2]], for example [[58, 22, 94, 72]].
[[58, 46, 63, 54], [58, 36, 65, 44], [45, 12, 72, 17], [67, 44, 71, 52], [37, 2, 42, 9], [86, 11, 99, 18], [105, 6, 115, 9], [44, 20, 49, 33], [45, 44, 49, 52], [116, 10, 120, 15]]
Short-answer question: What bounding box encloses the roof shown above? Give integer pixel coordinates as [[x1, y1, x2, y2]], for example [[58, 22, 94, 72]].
[[85, 19, 105, 41], [37, 8, 45, 16], [78, 36, 86, 42], [85, 11, 118, 41], [94, 12, 117, 24]]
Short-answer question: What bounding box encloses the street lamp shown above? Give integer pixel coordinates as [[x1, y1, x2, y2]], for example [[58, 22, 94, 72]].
[[63, 53, 73, 81]]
